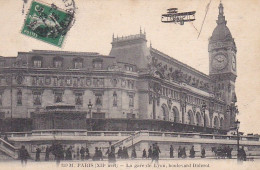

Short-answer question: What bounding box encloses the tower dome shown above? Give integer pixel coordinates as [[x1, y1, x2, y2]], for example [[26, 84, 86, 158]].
[[210, 2, 232, 42]]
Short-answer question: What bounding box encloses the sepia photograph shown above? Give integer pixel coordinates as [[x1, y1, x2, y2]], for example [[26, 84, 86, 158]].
[[0, 0, 260, 169]]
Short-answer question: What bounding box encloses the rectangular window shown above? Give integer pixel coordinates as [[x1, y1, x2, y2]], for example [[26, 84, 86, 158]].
[[39, 77, 44, 85], [93, 62, 103, 69], [0, 93, 2, 106], [75, 93, 83, 106], [125, 65, 133, 71], [74, 61, 83, 69], [53, 77, 58, 86], [33, 92, 42, 105], [32, 76, 37, 85], [33, 60, 42, 68], [17, 90, 22, 105], [54, 92, 63, 103], [129, 95, 134, 107], [73, 77, 78, 87], [95, 94, 102, 106], [54, 60, 62, 68]]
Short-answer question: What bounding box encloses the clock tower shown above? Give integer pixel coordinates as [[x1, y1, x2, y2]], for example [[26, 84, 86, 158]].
[[208, 2, 237, 129]]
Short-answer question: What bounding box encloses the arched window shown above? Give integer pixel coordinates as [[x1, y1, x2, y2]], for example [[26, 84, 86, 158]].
[[214, 116, 219, 128], [172, 107, 179, 123], [188, 111, 194, 124], [161, 104, 169, 121], [220, 118, 224, 129], [196, 112, 201, 126]]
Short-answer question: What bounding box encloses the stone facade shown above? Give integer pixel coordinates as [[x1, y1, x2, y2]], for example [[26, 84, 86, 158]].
[[0, 3, 236, 132]]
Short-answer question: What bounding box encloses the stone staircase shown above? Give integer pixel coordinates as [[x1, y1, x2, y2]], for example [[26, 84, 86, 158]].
[[0, 138, 18, 160]]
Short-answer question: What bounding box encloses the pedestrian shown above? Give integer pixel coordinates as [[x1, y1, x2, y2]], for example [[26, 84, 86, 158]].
[[148, 146, 152, 158], [170, 145, 174, 158], [117, 147, 122, 159], [123, 146, 129, 159], [93, 147, 99, 161], [240, 146, 246, 161], [131, 147, 137, 159], [107, 146, 116, 163], [201, 147, 206, 158], [19, 145, 30, 166], [76, 147, 80, 160], [182, 147, 186, 158], [53, 142, 63, 166], [178, 146, 182, 158], [86, 147, 90, 160], [80, 146, 85, 160], [189, 145, 195, 158], [45, 146, 50, 161], [35, 147, 41, 161], [65, 146, 72, 160], [99, 147, 103, 160], [142, 149, 147, 159]]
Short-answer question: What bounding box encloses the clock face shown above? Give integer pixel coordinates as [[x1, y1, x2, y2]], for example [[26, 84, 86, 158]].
[[212, 54, 228, 70], [232, 54, 236, 71]]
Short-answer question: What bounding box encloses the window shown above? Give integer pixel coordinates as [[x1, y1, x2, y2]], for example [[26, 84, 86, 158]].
[[53, 77, 58, 86], [54, 92, 63, 103], [73, 77, 78, 87], [0, 61, 5, 67], [125, 65, 133, 71], [129, 94, 134, 107], [17, 90, 22, 105], [75, 93, 83, 106], [93, 61, 103, 69], [113, 91, 117, 107], [33, 92, 42, 105], [0, 93, 2, 106], [127, 80, 134, 89], [32, 76, 37, 85], [74, 58, 83, 69], [33, 60, 42, 68], [54, 60, 62, 68], [95, 94, 102, 106], [39, 77, 44, 85], [66, 78, 72, 86]]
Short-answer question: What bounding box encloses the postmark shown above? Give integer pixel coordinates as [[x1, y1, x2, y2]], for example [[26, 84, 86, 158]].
[[21, 0, 75, 47]]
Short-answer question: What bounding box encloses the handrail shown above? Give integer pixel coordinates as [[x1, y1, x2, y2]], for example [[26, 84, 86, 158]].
[[5, 130, 260, 142], [111, 131, 140, 148]]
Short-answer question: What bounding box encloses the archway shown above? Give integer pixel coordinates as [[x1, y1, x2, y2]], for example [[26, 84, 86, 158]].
[[196, 112, 201, 126], [187, 110, 194, 125], [161, 104, 169, 121], [220, 117, 224, 129], [213, 116, 219, 128], [172, 107, 180, 123]]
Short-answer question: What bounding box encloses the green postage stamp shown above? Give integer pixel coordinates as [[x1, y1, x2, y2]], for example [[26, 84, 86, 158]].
[[21, 1, 74, 47]]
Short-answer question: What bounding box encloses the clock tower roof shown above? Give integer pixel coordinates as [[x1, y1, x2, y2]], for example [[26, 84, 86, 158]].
[[210, 2, 233, 42]]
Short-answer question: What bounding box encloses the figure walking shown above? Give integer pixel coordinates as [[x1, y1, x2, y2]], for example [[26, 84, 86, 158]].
[[35, 147, 41, 161], [45, 146, 50, 161], [19, 145, 30, 166], [170, 145, 174, 158], [142, 149, 147, 159]]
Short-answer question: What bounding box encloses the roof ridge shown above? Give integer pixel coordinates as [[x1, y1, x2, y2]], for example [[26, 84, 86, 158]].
[[150, 47, 209, 79]]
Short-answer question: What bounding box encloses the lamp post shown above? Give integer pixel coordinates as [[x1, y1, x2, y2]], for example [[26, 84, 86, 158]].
[[88, 99, 93, 131], [234, 119, 240, 161], [201, 102, 207, 132]]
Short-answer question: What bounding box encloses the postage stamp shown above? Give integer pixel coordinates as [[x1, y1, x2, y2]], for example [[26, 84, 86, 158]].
[[21, 0, 74, 47]]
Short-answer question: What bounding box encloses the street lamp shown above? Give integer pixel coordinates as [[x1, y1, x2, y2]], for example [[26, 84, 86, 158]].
[[201, 102, 207, 132], [88, 99, 93, 131], [234, 119, 240, 161]]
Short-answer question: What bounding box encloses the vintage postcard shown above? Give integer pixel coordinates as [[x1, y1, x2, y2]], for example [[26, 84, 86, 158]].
[[0, 0, 260, 170]]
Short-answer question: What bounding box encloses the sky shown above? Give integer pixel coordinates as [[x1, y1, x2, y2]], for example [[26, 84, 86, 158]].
[[0, 0, 260, 134]]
